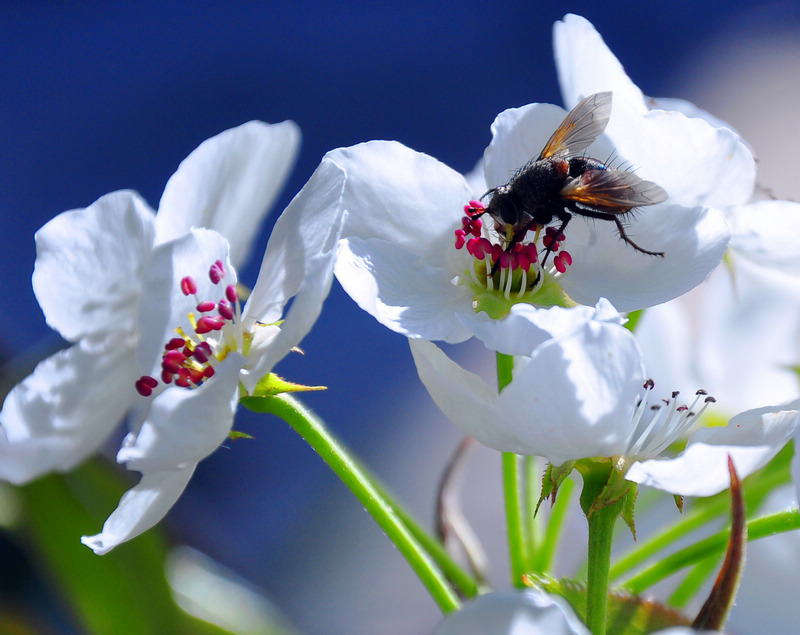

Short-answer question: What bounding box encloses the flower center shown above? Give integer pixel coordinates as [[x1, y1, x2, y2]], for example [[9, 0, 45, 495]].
[[134, 259, 244, 397], [452, 201, 574, 315], [626, 380, 717, 459]]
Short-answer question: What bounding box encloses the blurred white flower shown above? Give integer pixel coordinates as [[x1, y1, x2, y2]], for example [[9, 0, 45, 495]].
[[0, 121, 300, 484], [82, 158, 347, 554]]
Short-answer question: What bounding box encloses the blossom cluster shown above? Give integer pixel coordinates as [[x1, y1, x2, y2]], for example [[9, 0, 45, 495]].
[[2, 11, 800, 634]]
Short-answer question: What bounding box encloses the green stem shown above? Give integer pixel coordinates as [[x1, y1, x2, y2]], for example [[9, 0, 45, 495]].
[[261, 393, 461, 613], [610, 466, 789, 582], [584, 493, 623, 635], [623, 509, 800, 594], [533, 476, 575, 573], [503, 452, 530, 587], [524, 455, 542, 570], [496, 352, 530, 587]]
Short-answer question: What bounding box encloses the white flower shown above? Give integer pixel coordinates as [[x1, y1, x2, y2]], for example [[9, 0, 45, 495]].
[[82, 158, 347, 554], [410, 304, 799, 498], [434, 589, 718, 635], [434, 590, 591, 635], [329, 89, 732, 353], [0, 120, 299, 484], [553, 14, 800, 413]]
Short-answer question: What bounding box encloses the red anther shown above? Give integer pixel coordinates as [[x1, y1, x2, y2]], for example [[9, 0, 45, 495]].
[[197, 301, 216, 313], [499, 251, 514, 270], [193, 346, 209, 363], [526, 244, 538, 263], [554, 253, 567, 273], [677, 405, 688, 412], [161, 369, 174, 384], [196, 341, 212, 357], [165, 337, 185, 350], [135, 375, 158, 397], [203, 366, 216, 379], [181, 276, 198, 296], [461, 217, 471, 228], [218, 300, 234, 320], [196, 316, 225, 334], [162, 350, 187, 374], [491, 244, 503, 262], [560, 250, 573, 266], [466, 236, 481, 257], [182, 346, 193, 358], [209, 260, 225, 284], [187, 368, 205, 384], [517, 251, 531, 271], [455, 229, 466, 250], [175, 369, 191, 388], [470, 218, 482, 236], [225, 284, 237, 304]]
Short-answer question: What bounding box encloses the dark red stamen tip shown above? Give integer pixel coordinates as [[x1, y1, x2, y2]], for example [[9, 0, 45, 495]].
[[197, 301, 216, 313], [217, 300, 234, 320], [162, 350, 186, 374], [209, 260, 225, 284], [225, 285, 237, 304], [196, 316, 225, 334], [165, 337, 185, 350], [181, 276, 198, 296], [135, 375, 159, 397]]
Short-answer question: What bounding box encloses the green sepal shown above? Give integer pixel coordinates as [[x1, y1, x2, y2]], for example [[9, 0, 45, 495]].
[[243, 372, 326, 399], [673, 494, 684, 513], [582, 457, 636, 520], [535, 460, 576, 516], [228, 430, 254, 441], [524, 574, 692, 635], [621, 484, 639, 541]]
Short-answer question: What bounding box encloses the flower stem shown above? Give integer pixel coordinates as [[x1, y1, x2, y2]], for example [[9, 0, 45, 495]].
[[260, 393, 461, 613], [623, 509, 800, 594], [496, 352, 530, 587], [580, 464, 623, 635]]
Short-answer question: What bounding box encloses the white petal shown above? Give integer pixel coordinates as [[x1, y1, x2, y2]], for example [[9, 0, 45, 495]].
[[559, 203, 730, 312], [32, 191, 156, 341], [729, 200, 800, 272], [484, 103, 580, 190], [156, 121, 300, 269], [0, 339, 138, 484], [240, 159, 347, 388], [794, 426, 800, 509], [136, 229, 235, 375], [458, 299, 624, 357], [435, 590, 591, 635], [605, 99, 754, 210], [411, 321, 645, 464], [626, 406, 800, 496], [649, 97, 741, 134], [327, 141, 472, 266], [81, 465, 196, 555], [553, 14, 647, 112], [336, 237, 473, 343], [499, 320, 645, 464], [117, 353, 244, 473]]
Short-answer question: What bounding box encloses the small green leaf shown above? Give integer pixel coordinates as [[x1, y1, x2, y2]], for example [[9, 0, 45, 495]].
[[535, 460, 576, 516], [621, 485, 638, 541], [228, 430, 255, 441], [245, 372, 326, 398]]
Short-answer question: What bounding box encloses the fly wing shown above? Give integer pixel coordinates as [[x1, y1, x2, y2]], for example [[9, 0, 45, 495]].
[[538, 92, 612, 160], [560, 169, 668, 213]]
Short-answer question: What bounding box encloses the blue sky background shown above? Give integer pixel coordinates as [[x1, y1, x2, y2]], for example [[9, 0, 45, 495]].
[[2, 2, 799, 633]]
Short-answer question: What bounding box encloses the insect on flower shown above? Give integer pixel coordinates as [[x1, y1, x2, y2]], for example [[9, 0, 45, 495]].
[[468, 91, 668, 271]]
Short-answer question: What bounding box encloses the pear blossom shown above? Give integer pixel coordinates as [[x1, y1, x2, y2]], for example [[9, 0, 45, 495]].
[[409, 303, 799, 497], [329, 78, 733, 352], [82, 158, 347, 554], [0, 120, 299, 484], [434, 589, 718, 635], [553, 14, 800, 413]]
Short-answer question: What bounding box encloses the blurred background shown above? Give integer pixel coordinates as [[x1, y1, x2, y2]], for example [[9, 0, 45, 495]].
[[2, 2, 800, 633]]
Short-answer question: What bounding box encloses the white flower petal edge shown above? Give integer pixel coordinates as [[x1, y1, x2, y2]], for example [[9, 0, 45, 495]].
[[0, 339, 139, 483], [434, 590, 591, 635], [729, 200, 800, 273], [410, 316, 646, 466], [241, 158, 348, 389], [553, 14, 755, 210], [626, 404, 800, 496], [81, 466, 196, 555], [155, 120, 301, 269], [81, 353, 244, 555], [32, 190, 156, 341]]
